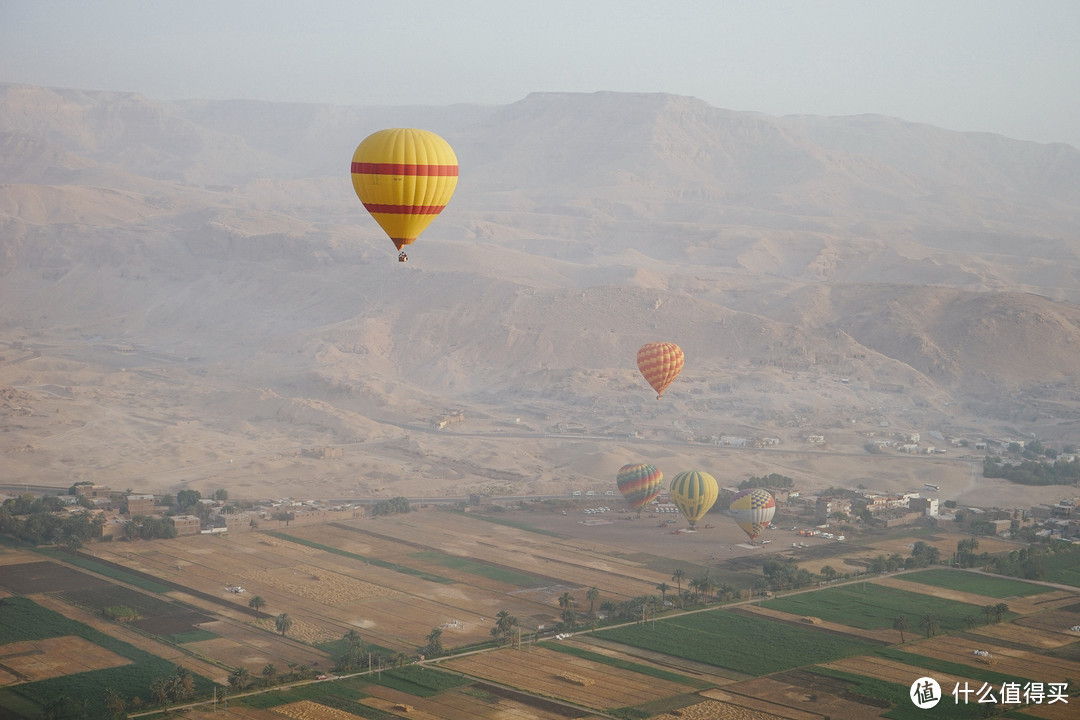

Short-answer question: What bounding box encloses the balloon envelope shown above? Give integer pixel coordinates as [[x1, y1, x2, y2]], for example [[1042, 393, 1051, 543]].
[[668, 471, 718, 528], [637, 342, 684, 399], [728, 488, 776, 540], [350, 128, 458, 251], [616, 463, 664, 512]]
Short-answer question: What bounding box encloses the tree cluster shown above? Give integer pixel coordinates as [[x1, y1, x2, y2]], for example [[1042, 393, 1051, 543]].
[[123, 514, 177, 541], [983, 455, 1080, 486], [371, 496, 411, 516], [0, 494, 104, 548], [740, 473, 794, 490]]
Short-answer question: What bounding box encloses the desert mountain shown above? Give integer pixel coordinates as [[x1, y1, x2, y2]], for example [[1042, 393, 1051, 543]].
[[2, 83, 1080, 502]]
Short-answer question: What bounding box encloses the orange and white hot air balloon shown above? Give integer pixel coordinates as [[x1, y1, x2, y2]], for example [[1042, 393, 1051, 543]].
[[350, 128, 458, 259], [636, 342, 684, 399]]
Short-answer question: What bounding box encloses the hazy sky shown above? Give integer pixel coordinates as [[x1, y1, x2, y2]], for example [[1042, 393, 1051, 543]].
[[2, 1, 1078, 147]]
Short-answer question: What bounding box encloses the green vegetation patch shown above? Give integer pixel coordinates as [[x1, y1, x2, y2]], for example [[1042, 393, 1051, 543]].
[[264, 531, 455, 584], [542, 642, 714, 689], [169, 628, 219, 644], [236, 676, 373, 709], [450, 510, 565, 538], [372, 665, 471, 697], [0, 596, 213, 718], [1041, 546, 1080, 588], [763, 583, 998, 631], [408, 551, 551, 588], [806, 666, 989, 720], [594, 608, 878, 676], [900, 569, 1049, 598]]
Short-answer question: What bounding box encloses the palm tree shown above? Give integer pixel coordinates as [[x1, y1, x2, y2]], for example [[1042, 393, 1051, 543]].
[[262, 663, 277, 683], [687, 577, 703, 604], [919, 612, 940, 638], [963, 614, 979, 630], [993, 602, 1009, 623], [275, 612, 292, 636], [392, 652, 408, 668], [424, 626, 444, 657], [490, 609, 518, 645], [820, 565, 838, 581], [150, 678, 170, 709], [717, 583, 735, 602], [981, 604, 995, 625], [103, 687, 126, 720], [248, 595, 266, 619], [558, 591, 576, 611], [698, 575, 717, 603], [229, 666, 251, 690], [892, 614, 910, 643], [656, 582, 670, 607], [586, 586, 600, 613], [671, 569, 685, 607]]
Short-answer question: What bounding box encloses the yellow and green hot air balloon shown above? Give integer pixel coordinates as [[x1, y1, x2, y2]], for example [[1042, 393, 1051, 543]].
[[350, 128, 458, 259], [616, 463, 664, 513], [668, 471, 718, 529]]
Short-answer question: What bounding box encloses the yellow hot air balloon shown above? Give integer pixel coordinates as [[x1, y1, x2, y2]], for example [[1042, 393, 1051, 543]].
[[668, 471, 718, 529], [350, 128, 458, 260], [637, 342, 684, 399]]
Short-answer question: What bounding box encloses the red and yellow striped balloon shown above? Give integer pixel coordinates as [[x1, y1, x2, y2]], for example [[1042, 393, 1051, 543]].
[[350, 128, 458, 251], [636, 342, 684, 399]]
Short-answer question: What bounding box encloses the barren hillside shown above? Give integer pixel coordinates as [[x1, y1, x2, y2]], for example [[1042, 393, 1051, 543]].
[[2, 83, 1079, 505]]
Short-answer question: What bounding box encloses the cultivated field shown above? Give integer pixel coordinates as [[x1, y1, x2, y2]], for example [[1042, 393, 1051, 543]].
[[441, 644, 697, 711], [3, 508, 1080, 719], [0, 636, 128, 684]]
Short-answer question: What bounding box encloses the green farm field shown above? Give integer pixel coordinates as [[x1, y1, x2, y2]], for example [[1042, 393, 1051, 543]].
[[899, 569, 1052, 598], [761, 582, 1003, 631], [594, 607, 881, 676]]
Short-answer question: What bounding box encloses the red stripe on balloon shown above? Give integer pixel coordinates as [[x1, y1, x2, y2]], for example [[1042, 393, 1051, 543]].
[[363, 203, 446, 215], [351, 162, 458, 176]]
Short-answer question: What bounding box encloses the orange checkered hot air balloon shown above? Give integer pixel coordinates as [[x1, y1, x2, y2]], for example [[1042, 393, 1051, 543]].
[[350, 128, 458, 260], [636, 342, 684, 399]]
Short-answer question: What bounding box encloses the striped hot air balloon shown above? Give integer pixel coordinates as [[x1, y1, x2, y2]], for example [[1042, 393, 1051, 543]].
[[615, 463, 664, 512], [636, 342, 684, 399], [728, 488, 776, 541], [350, 128, 458, 257], [668, 471, 718, 528]]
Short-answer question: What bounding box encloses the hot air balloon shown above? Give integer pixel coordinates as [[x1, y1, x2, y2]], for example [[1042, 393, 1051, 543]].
[[728, 488, 776, 541], [616, 463, 664, 513], [350, 128, 458, 261], [668, 471, 718, 528], [637, 342, 684, 399]]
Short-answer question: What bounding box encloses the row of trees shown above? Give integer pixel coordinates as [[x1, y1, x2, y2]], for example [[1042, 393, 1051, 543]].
[[892, 602, 1009, 644]]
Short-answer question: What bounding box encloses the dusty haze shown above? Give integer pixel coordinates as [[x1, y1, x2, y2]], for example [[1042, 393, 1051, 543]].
[[2, 84, 1080, 508]]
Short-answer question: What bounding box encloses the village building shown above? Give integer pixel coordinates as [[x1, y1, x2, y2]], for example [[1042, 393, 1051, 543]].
[[125, 493, 155, 517]]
